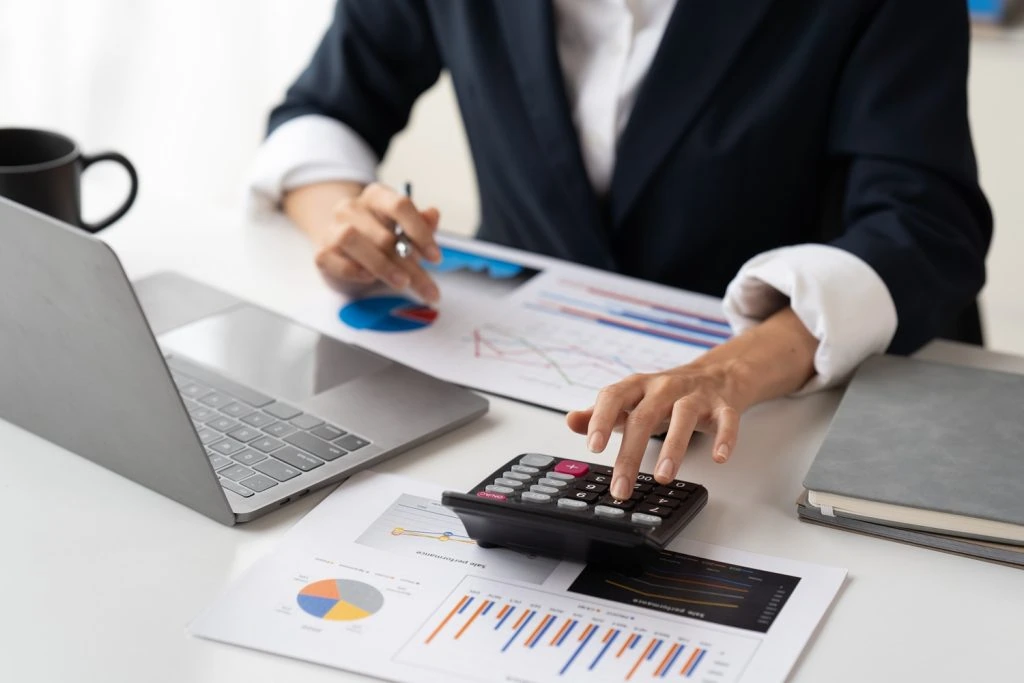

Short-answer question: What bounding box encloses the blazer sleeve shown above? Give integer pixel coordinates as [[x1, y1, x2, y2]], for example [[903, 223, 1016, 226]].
[[825, 0, 993, 354], [268, 0, 442, 160]]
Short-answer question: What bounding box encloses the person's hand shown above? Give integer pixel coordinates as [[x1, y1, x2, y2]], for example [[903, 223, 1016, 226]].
[[307, 182, 444, 303], [566, 307, 818, 500]]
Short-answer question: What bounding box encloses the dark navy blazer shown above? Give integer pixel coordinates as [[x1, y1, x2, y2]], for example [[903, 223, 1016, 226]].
[[269, 0, 992, 354]]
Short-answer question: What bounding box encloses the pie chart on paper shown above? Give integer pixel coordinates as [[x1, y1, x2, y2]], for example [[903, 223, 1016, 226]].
[[339, 295, 438, 332], [296, 579, 385, 621]]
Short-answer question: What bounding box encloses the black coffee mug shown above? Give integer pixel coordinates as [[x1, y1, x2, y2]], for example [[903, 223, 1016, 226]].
[[0, 128, 138, 233]]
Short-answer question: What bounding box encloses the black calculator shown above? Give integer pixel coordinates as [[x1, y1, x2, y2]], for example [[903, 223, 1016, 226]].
[[441, 453, 708, 565]]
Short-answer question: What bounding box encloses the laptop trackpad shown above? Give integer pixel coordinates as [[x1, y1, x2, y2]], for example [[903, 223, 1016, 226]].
[[159, 305, 390, 403]]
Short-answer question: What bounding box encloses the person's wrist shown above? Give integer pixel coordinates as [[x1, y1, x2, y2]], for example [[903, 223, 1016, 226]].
[[686, 352, 757, 412]]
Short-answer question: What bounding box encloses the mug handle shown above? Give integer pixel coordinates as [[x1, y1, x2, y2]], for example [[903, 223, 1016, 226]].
[[80, 152, 139, 233]]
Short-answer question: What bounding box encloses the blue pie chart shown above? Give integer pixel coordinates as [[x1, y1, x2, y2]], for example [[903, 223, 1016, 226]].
[[339, 295, 438, 332]]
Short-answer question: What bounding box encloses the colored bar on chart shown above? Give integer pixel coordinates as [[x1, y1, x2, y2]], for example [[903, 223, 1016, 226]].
[[525, 614, 555, 648], [627, 638, 657, 681], [680, 648, 702, 676], [646, 639, 663, 661], [425, 595, 469, 644], [616, 633, 639, 658], [587, 629, 619, 670], [662, 644, 686, 678], [559, 622, 598, 675], [502, 610, 535, 652], [684, 649, 706, 677], [482, 602, 494, 616], [655, 643, 680, 677], [458, 597, 475, 614], [455, 600, 490, 639], [556, 620, 577, 646], [550, 618, 572, 646], [495, 605, 514, 630]]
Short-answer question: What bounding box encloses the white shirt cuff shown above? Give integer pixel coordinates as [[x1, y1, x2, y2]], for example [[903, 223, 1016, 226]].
[[246, 114, 379, 219], [722, 244, 898, 392]]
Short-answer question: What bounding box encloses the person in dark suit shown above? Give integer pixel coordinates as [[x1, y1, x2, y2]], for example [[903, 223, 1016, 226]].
[[250, 0, 990, 500]]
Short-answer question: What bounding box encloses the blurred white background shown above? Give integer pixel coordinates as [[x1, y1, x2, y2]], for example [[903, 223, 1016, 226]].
[[1, 1, 1021, 352]]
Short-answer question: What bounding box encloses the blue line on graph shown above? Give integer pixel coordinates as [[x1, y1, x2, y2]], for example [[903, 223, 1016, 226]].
[[647, 639, 663, 661], [458, 597, 474, 614], [663, 645, 685, 678], [502, 611, 534, 652], [539, 291, 729, 341], [496, 606, 515, 630], [556, 620, 577, 646], [686, 650, 707, 677], [483, 602, 494, 616], [596, 319, 714, 350], [530, 615, 556, 648], [630, 635, 640, 649], [618, 311, 729, 341], [588, 630, 619, 671], [559, 625, 598, 676], [648, 570, 752, 589]]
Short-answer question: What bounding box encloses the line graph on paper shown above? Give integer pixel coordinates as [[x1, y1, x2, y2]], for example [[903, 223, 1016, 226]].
[[465, 320, 706, 394]]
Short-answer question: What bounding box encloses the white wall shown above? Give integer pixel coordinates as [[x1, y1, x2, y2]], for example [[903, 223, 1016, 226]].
[[0, 1, 1020, 351]]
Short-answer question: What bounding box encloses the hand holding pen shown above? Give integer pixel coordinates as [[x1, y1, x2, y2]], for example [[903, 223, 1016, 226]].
[[312, 181, 443, 304]]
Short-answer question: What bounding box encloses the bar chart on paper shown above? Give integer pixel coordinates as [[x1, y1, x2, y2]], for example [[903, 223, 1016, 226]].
[[395, 577, 759, 683]]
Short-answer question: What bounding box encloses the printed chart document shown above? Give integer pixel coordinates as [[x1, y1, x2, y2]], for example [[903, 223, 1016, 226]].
[[191, 472, 846, 683], [291, 235, 732, 412]]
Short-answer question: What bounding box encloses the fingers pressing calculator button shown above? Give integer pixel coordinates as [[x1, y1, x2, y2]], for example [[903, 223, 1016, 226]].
[[554, 460, 590, 476], [593, 505, 625, 518], [599, 496, 636, 511], [522, 491, 552, 503], [519, 454, 554, 467]]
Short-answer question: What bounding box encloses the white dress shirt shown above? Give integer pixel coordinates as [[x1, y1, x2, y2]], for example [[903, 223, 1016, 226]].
[[249, 0, 898, 390]]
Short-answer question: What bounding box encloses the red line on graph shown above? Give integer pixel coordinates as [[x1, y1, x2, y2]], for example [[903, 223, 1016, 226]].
[[680, 648, 702, 675], [455, 600, 489, 640], [560, 280, 729, 325], [627, 638, 656, 680], [525, 614, 553, 647], [656, 643, 680, 676], [550, 618, 571, 646], [617, 633, 638, 658], [578, 623, 596, 642], [426, 595, 468, 644], [496, 604, 510, 620]]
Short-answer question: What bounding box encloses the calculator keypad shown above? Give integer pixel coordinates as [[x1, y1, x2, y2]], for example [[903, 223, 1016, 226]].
[[470, 454, 700, 530]]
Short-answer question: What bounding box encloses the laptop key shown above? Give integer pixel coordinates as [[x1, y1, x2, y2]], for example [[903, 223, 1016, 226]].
[[199, 392, 232, 409], [220, 478, 254, 498], [227, 426, 261, 443], [232, 449, 268, 466], [219, 464, 253, 481], [254, 458, 301, 482], [209, 438, 246, 455], [335, 434, 370, 452], [208, 454, 233, 470], [290, 414, 324, 430], [263, 421, 296, 437], [179, 383, 212, 399], [207, 417, 240, 432], [240, 474, 277, 492], [272, 446, 324, 472], [165, 355, 275, 408], [284, 431, 347, 462], [241, 412, 276, 428], [251, 436, 284, 453], [220, 402, 252, 419], [311, 424, 346, 441], [264, 402, 302, 420], [189, 406, 218, 422], [196, 428, 221, 445]]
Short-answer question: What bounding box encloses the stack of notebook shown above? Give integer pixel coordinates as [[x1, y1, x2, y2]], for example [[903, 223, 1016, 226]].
[[799, 354, 1024, 568]]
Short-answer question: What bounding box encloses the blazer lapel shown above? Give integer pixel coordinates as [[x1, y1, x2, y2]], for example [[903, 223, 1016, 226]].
[[610, 0, 780, 226], [494, 0, 615, 270]]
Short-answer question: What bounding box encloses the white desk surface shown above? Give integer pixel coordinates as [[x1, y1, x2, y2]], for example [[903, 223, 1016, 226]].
[[3, 200, 1021, 683]]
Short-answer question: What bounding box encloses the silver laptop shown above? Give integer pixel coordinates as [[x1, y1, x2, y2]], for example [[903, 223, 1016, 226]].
[[0, 196, 488, 524]]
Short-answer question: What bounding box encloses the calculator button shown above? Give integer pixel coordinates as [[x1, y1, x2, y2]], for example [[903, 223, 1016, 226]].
[[631, 513, 663, 526], [633, 481, 654, 493], [652, 486, 690, 499], [666, 480, 698, 491], [537, 477, 567, 489], [574, 481, 608, 494], [477, 491, 507, 502], [585, 473, 611, 484], [486, 485, 515, 495], [519, 454, 554, 467], [644, 495, 680, 508], [557, 498, 589, 510], [521, 491, 552, 503], [635, 473, 655, 484], [530, 485, 559, 495], [494, 478, 524, 489], [591, 464, 614, 476], [511, 464, 540, 475], [546, 472, 575, 481], [502, 471, 532, 481], [594, 505, 625, 518], [566, 490, 599, 503], [599, 496, 636, 511], [554, 460, 590, 477], [636, 503, 673, 518]]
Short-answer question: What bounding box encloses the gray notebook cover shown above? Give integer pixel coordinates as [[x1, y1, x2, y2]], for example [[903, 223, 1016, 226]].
[[803, 354, 1024, 527]]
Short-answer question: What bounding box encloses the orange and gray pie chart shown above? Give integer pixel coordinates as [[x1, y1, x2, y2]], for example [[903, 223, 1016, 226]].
[[296, 579, 384, 621]]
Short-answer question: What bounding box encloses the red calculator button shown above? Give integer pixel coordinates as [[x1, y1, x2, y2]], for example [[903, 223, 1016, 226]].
[[554, 460, 590, 476], [477, 491, 507, 502]]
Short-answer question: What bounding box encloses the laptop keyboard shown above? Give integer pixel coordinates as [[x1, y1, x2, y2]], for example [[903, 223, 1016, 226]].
[[166, 356, 373, 500]]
